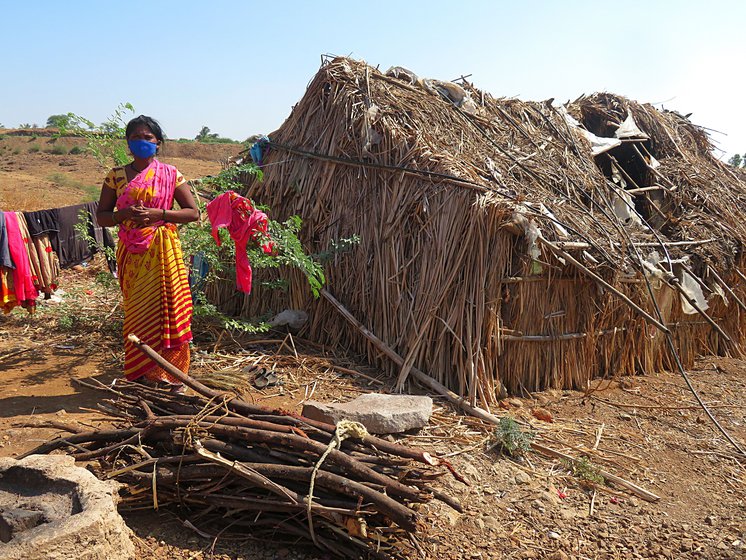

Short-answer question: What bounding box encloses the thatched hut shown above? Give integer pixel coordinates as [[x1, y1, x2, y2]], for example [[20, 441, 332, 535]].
[[209, 57, 746, 406]]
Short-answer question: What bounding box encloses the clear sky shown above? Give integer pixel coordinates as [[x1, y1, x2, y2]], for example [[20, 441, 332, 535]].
[[2, 0, 745, 159]]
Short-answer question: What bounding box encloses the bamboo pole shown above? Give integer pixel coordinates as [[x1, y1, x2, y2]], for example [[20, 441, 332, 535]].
[[708, 266, 746, 313]]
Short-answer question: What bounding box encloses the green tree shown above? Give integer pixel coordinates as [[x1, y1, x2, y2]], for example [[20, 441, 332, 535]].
[[728, 153, 743, 167], [46, 114, 71, 129], [195, 126, 219, 142]]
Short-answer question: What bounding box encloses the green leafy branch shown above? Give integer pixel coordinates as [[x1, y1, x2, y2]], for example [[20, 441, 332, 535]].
[[57, 102, 135, 168], [73, 209, 116, 263]]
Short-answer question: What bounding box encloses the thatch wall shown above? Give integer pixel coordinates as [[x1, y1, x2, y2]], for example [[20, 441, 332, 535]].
[[207, 57, 746, 405]]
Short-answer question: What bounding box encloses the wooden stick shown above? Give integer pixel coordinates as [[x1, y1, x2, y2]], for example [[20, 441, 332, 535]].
[[0, 346, 34, 362], [530, 442, 660, 502], [536, 236, 670, 333], [708, 266, 746, 313], [551, 239, 714, 250], [321, 289, 661, 502], [666, 278, 731, 343], [327, 364, 385, 385], [19, 427, 140, 459], [502, 327, 627, 342]]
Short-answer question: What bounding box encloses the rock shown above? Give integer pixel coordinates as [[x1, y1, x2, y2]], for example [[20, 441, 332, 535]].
[[0, 509, 45, 543], [446, 510, 461, 527], [559, 508, 577, 521], [481, 516, 500, 531], [541, 490, 561, 506], [267, 309, 308, 331], [514, 470, 532, 485], [302, 394, 432, 434]]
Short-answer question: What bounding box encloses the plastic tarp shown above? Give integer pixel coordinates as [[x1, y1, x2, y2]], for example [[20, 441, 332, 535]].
[[558, 106, 622, 156], [610, 163, 643, 226], [615, 113, 649, 139], [679, 269, 709, 315]]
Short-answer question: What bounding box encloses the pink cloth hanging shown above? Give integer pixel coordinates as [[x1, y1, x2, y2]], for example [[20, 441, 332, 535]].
[[4, 212, 39, 307], [206, 190, 273, 294]]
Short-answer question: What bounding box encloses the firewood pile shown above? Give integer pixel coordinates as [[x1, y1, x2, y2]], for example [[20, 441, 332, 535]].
[[23, 340, 462, 559]]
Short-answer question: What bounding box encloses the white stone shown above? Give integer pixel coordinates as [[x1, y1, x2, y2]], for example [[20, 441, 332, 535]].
[[302, 393, 432, 434]]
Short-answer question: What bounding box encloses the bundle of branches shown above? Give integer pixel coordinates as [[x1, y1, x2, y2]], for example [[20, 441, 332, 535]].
[[23, 339, 461, 559]]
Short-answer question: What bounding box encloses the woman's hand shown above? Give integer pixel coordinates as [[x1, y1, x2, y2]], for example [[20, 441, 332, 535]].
[[127, 204, 158, 226]]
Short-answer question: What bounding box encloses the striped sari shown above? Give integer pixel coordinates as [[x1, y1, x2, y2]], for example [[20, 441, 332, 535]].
[[104, 160, 193, 383]]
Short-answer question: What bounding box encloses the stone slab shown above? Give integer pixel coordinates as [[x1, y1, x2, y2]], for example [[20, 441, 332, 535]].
[[302, 393, 432, 434]]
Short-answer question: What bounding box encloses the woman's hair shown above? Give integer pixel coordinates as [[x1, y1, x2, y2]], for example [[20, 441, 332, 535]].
[[125, 115, 165, 143]]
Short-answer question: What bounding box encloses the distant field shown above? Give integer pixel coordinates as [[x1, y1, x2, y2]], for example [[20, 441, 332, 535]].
[[0, 129, 243, 211]]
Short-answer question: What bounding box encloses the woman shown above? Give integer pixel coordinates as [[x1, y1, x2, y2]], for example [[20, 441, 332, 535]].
[[96, 115, 199, 391]]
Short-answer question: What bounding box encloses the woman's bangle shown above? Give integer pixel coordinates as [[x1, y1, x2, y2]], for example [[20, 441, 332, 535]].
[[112, 211, 119, 224], [162, 209, 167, 221]]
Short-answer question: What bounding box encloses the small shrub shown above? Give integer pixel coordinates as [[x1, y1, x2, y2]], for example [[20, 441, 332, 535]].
[[50, 145, 68, 155], [492, 416, 534, 457], [95, 271, 117, 290], [57, 308, 85, 331], [29, 144, 40, 153], [69, 146, 83, 155], [564, 456, 605, 485]]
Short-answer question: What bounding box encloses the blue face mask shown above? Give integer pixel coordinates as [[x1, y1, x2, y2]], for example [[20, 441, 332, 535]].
[[128, 139, 158, 159]]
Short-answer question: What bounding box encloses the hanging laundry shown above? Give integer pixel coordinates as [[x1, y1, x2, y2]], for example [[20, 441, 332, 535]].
[[84, 201, 117, 272], [206, 190, 274, 294], [249, 136, 271, 167], [2, 212, 38, 313], [0, 211, 14, 269], [24, 208, 61, 255], [56, 202, 116, 270], [188, 251, 210, 296], [15, 212, 59, 296]]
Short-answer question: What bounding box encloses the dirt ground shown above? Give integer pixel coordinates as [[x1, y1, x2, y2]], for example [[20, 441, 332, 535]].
[[0, 135, 744, 559]]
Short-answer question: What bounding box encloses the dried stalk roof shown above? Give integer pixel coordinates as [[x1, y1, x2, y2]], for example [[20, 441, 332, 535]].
[[260, 57, 745, 270]]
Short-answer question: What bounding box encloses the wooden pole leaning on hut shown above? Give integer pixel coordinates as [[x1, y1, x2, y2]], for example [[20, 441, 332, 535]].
[[320, 289, 661, 503], [708, 266, 746, 313], [535, 235, 670, 334]]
